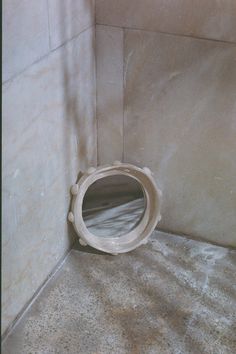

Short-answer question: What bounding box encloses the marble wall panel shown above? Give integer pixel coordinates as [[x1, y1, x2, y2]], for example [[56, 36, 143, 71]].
[[2, 28, 96, 334], [96, 0, 236, 43], [124, 30, 236, 247], [96, 25, 124, 164], [48, 0, 95, 50], [3, 0, 50, 82]]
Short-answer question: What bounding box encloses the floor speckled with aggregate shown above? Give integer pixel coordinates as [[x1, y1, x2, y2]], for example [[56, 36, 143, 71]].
[[2, 231, 236, 354]]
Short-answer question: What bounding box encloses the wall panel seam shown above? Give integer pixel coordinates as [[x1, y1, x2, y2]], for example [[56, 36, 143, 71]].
[[95, 22, 236, 46], [46, 0, 52, 51], [122, 28, 125, 163], [95, 25, 99, 166], [2, 25, 95, 87]]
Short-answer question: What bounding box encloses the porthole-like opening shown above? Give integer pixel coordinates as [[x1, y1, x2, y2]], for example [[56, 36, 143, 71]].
[[69, 163, 161, 254], [82, 174, 146, 238]]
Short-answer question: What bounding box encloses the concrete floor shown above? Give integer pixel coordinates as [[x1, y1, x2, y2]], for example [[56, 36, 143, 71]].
[[2, 231, 236, 354]]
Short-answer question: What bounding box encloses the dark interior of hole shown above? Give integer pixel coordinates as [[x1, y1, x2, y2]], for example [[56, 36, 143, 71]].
[[82, 175, 144, 214], [82, 175, 146, 237]]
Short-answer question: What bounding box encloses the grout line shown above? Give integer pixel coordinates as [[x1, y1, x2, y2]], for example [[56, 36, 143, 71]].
[[95, 24, 99, 166], [95, 23, 236, 46], [122, 28, 125, 163], [1, 247, 74, 343], [93, 0, 96, 163], [2, 25, 94, 86], [49, 24, 94, 54], [95, 0, 97, 31], [46, 0, 52, 51]]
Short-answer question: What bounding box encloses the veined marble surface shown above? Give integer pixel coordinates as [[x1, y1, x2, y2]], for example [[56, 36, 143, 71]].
[[124, 30, 236, 247], [2, 0, 95, 82], [2, 28, 96, 335], [96, 0, 236, 43], [48, 0, 95, 50], [96, 25, 124, 164], [96, 25, 236, 247], [2, 0, 49, 82]]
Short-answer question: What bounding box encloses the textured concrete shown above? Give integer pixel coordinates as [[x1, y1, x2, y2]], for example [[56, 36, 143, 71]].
[[96, 0, 236, 43], [2, 28, 96, 335], [96, 25, 124, 164], [124, 30, 236, 247], [48, 0, 95, 50], [2, 0, 50, 82], [2, 231, 236, 354]]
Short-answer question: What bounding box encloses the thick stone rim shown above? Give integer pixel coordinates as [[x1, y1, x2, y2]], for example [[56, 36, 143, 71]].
[[69, 163, 162, 254]]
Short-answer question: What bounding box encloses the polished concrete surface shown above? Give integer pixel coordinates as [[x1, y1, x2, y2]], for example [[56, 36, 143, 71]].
[[2, 230, 236, 354]]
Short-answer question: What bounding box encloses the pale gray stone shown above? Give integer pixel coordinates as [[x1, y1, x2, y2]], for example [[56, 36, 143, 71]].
[[2, 0, 50, 82], [96, 25, 124, 164], [48, 0, 95, 50], [2, 28, 96, 334], [124, 30, 236, 247], [96, 0, 236, 43]]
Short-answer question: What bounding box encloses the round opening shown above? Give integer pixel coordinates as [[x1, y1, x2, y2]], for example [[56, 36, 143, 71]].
[[82, 175, 146, 238], [70, 163, 161, 254]]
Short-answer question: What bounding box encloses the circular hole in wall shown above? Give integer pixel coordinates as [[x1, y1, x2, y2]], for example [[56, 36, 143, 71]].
[[69, 163, 161, 254], [82, 175, 146, 238]]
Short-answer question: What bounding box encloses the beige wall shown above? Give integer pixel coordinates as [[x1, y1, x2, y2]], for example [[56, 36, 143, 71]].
[[96, 1, 236, 247], [2, 0, 96, 335], [96, 0, 236, 42]]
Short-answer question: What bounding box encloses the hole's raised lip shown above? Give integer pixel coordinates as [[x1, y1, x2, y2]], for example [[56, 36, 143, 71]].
[[69, 163, 162, 254]]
